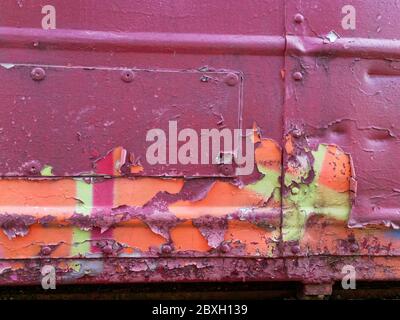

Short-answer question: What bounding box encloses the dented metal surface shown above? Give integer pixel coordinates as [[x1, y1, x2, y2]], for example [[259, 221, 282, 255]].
[[0, 0, 399, 287]]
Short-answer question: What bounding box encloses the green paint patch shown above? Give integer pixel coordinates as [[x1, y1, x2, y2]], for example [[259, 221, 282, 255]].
[[282, 144, 351, 241], [68, 261, 82, 273], [75, 179, 93, 216], [40, 165, 54, 176], [71, 229, 91, 257], [71, 179, 93, 256], [247, 165, 280, 201]]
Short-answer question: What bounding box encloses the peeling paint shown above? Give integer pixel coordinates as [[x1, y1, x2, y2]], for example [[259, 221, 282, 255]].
[[283, 131, 352, 241]]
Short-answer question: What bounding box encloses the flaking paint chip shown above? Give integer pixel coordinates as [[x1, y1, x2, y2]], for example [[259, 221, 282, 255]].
[[0, 63, 15, 69], [324, 30, 340, 43]]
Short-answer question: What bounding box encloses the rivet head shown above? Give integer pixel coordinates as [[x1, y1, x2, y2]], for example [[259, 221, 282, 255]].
[[161, 244, 172, 254], [293, 71, 303, 81], [218, 164, 235, 176], [292, 128, 302, 138], [31, 67, 45, 81], [41, 246, 52, 256], [102, 244, 113, 255], [349, 243, 359, 253], [22, 160, 42, 176], [121, 69, 135, 83], [224, 73, 239, 86], [294, 13, 304, 23], [291, 245, 301, 254], [220, 243, 230, 253]]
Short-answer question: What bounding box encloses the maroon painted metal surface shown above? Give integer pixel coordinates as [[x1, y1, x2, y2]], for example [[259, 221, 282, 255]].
[[0, 64, 242, 177]]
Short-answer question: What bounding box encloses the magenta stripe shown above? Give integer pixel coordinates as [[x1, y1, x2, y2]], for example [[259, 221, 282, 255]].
[[91, 178, 114, 253]]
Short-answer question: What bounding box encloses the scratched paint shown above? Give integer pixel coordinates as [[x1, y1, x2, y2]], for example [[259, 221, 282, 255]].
[[0, 0, 399, 290]]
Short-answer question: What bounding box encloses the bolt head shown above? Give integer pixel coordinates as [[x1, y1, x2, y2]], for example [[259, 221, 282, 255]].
[[291, 186, 300, 195], [291, 245, 301, 254], [31, 67, 46, 81], [349, 243, 359, 253], [292, 128, 302, 138], [161, 244, 172, 254], [41, 246, 52, 256], [294, 13, 304, 23], [220, 243, 230, 253], [293, 71, 303, 81], [102, 244, 113, 255], [224, 73, 239, 86], [22, 160, 42, 176], [218, 164, 234, 176], [121, 70, 135, 82]]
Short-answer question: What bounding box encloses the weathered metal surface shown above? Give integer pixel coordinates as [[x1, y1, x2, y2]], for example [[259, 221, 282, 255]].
[[0, 0, 399, 289], [0, 64, 242, 177], [282, 0, 400, 247]]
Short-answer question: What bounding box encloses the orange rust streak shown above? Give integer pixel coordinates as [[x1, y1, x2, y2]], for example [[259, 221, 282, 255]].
[[169, 181, 265, 218], [113, 219, 166, 251], [130, 165, 144, 174], [284, 135, 294, 155], [0, 224, 72, 259], [318, 145, 351, 192], [112, 146, 125, 176], [252, 122, 261, 143], [170, 220, 211, 252], [114, 178, 184, 207]]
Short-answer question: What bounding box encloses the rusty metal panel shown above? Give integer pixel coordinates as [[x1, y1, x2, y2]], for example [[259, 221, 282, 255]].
[[282, 0, 400, 259]]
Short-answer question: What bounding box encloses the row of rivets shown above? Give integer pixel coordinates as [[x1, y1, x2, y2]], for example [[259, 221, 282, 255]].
[[30, 67, 137, 83], [293, 13, 304, 81], [29, 68, 241, 86]]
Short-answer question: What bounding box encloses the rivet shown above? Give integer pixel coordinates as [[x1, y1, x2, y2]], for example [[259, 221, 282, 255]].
[[294, 13, 304, 24], [218, 164, 235, 176], [293, 71, 303, 81], [41, 246, 52, 256], [30, 167, 38, 175], [292, 128, 302, 138], [224, 73, 239, 86], [220, 243, 230, 253], [291, 186, 299, 195], [161, 244, 172, 254], [31, 67, 45, 81], [291, 245, 301, 254], [102, 244, 113, 255], [349, 243, 359, 253], [22, 160, 42, 176], [121, 69, 135, 83]]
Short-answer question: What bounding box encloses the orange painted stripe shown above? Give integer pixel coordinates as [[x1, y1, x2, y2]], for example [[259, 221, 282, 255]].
[[170, 220, 210, 252], [114, 178, 184, 207], [113, 219, 165, 252]]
